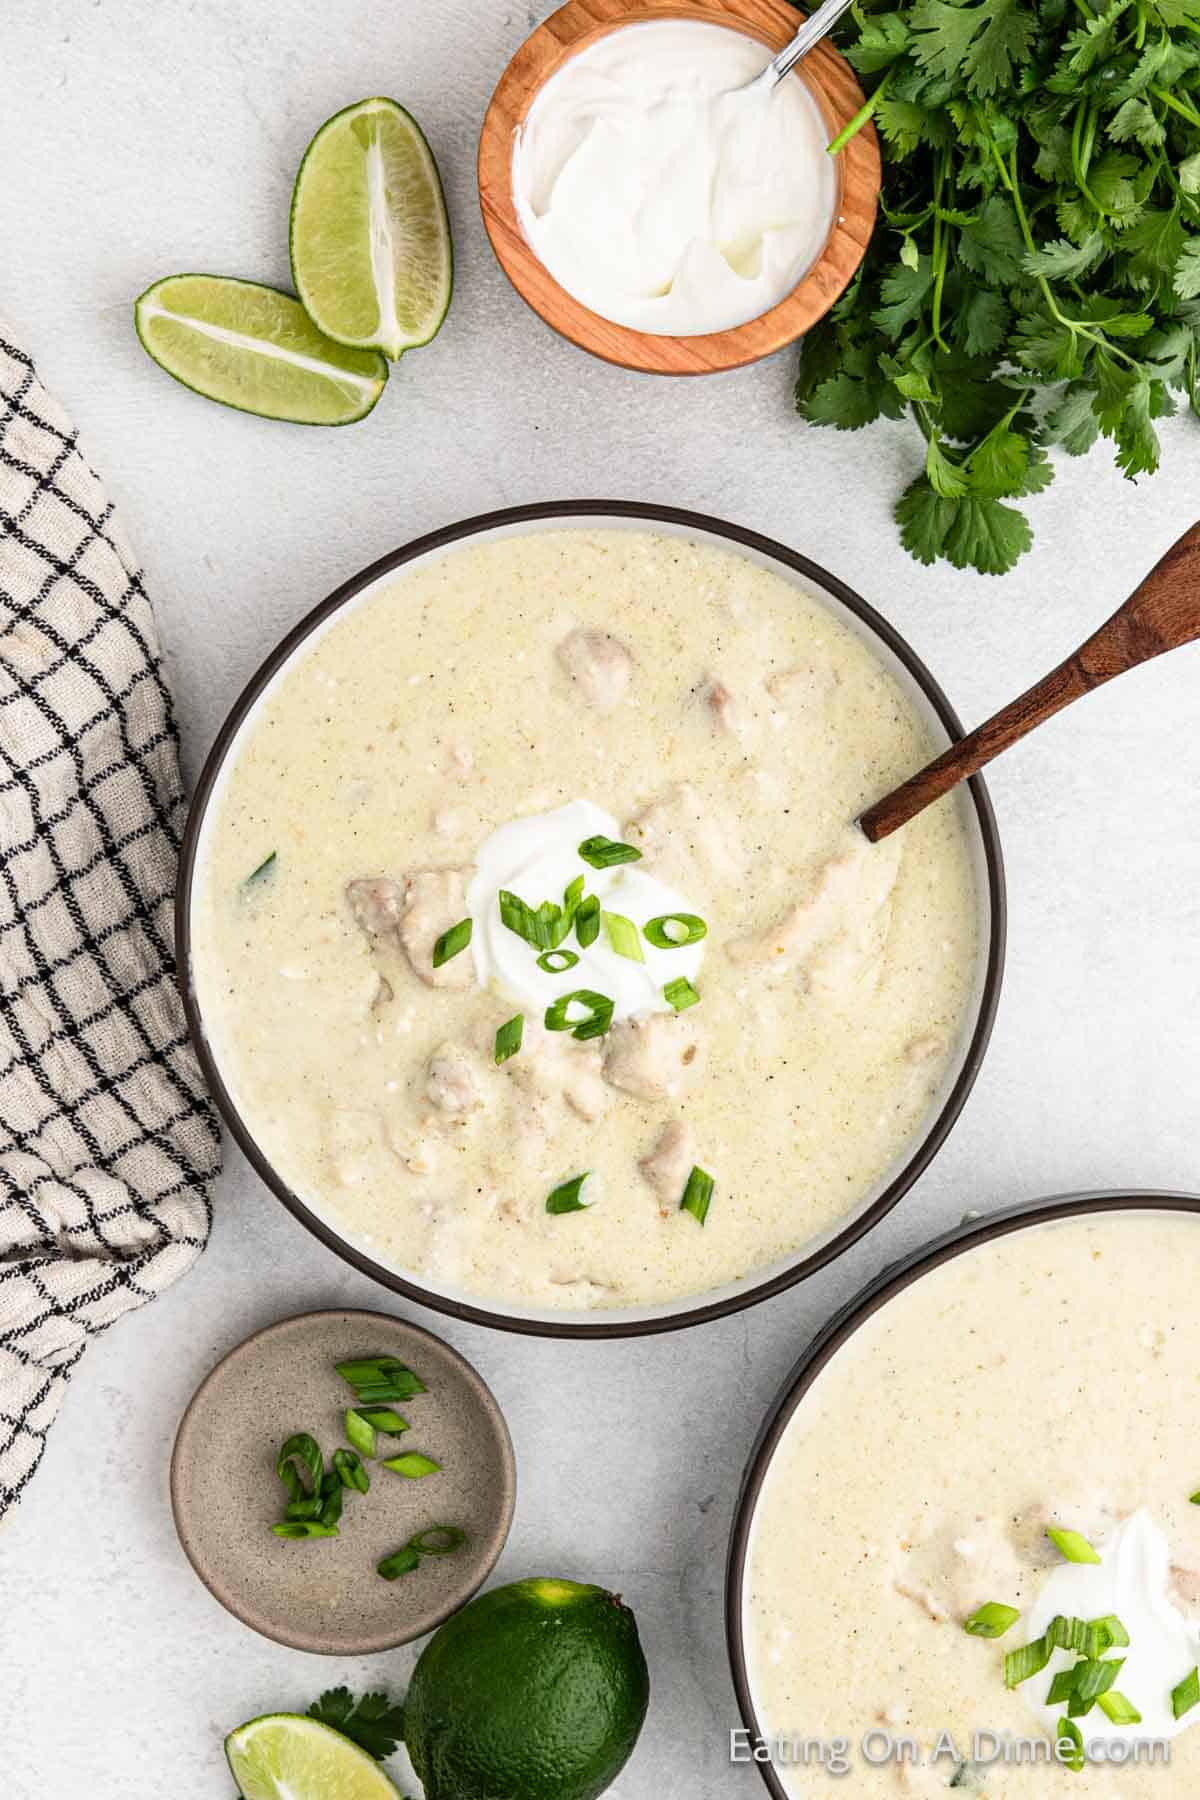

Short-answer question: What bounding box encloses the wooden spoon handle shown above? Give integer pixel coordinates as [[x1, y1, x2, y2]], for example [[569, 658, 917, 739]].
[[859, 521, 1200, 844]]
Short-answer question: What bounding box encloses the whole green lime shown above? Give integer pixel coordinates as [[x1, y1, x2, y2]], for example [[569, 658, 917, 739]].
[[403, 1577, 650, 1800]]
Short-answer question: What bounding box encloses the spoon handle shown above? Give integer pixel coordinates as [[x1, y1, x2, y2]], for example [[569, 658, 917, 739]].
[[762, 0, 861, 85], [859, 520, 1200, 844]]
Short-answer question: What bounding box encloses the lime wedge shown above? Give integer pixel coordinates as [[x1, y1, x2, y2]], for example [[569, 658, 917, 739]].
[[134, 275, 388, 425], [226, 1713, 401, 1800], [290, 97, 453, 359]]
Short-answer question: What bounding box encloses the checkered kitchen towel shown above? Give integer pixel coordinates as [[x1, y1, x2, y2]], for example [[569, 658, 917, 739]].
[[0, 327, 220, 1517]]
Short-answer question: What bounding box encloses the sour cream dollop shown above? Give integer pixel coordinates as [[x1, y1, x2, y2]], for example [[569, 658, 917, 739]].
[[511, 19, 835, 336], [1022, 1510, 1200, 1742], [467, 799, 704, 1019]]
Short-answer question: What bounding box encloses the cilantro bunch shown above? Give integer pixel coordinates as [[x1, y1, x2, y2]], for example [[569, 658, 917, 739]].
[[798, 0, 1200, 573]]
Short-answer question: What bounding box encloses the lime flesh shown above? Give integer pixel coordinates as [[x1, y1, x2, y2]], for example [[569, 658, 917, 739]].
[[226, 1713, 401, 1800], [290, 96, 453, 358], [134, 275, 388, 424]]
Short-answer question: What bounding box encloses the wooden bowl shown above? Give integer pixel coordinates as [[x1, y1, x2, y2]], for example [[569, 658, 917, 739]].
[[478, 0, 879, 375]]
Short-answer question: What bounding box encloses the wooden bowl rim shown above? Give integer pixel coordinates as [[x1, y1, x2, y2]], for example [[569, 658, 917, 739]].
[[477, 0, 880, 374]]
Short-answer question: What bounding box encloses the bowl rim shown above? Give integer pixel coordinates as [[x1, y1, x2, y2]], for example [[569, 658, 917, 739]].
[[477, 0, 881, 375], [175, 498, 1007, 1340], [723, 1188, 1200, 1794]]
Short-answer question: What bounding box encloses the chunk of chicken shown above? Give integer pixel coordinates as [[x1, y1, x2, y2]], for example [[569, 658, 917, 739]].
[[1171, 1565, 1200, 1611], [555, 628, 633, 710], [728, 831, 900, 984], [603, 1012, 704, 1101], [397, 869, 474, 990], [892, 1514, 1024, 1625], [625, 783, 742, 886], [509, 1025, 610, 1123], [425, 1043, 482, 1116], [697, 672, 739, 735], [638, 1119, 696, 1213], [346, 876, 403, 938], [766, 664, 841, 712]]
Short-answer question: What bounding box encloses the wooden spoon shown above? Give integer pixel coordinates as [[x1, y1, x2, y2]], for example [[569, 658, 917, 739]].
[[859, 521, 1200, 844]]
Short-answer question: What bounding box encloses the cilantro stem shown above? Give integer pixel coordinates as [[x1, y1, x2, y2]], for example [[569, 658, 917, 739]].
[[930, 149, 953, 354], [1153, 85, 1200, 130], [827, 69, 893, 156]]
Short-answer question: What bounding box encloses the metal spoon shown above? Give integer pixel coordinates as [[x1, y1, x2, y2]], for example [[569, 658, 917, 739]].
[[859, 521, 1200, 843], [740, 0, 861, 93]]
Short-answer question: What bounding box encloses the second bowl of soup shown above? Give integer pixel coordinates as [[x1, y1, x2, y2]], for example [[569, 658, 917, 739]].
[[179, 503, 1004, 1334]]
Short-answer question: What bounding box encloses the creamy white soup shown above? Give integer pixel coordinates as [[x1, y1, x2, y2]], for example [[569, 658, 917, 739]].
[[191, 527, 979, 1312], [744, 1210, 1200, 1795]]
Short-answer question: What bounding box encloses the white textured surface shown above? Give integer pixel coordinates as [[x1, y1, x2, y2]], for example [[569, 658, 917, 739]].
[[2, 3, 1200, 1796]]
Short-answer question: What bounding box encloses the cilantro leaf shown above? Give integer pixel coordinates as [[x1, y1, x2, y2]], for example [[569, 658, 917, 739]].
[[896, 480, 1034, 574], [957, 196, 1025, 283], [964, 0, 1037, 97], [1045, 382, 1103, 453], [872, 257, 935, 336], [1175, 240, 1200, 300], [308, 1688, 405, 1762], [1022, 234, 1105, 279]]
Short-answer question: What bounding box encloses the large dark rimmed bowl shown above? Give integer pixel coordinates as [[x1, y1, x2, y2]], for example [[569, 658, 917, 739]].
[[177, 501, 1006, 1338], [725, 1190, 1200, 1795]]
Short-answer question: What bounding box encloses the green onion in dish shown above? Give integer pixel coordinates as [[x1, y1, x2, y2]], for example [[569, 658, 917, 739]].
[[663, 976, 700, 1013], [537, 949, 580, 974], [277, 1432, 323, 1504], [432, 917, 472, 968], [1056, 1717, 1085, 1773], [1005, 1635, 1055, 1689], [679, 1166, 714, 1226], [563, 874, 585, 914], [603, 911, 644, 963], [318, 1471, 344, 1530], [1097, 1691, 1142, 1726], [575, 895, 601, 948], [963, 1602, 1020, 1639], [1067, 1658, 1125, 1717], [377, 1546, 422, 1579], [244, 851, 277, 888], [332, 1448, 370, 1494], [544, 989, 614, 1042], [644, 912, 707, 949], [272, 1521, 340, 1540], [335, 1356, 427, 1404], [1173, 1667, 1200, 1720], [1191, 1490, 1200, 1506], [494, 1015, 524, 1065], [1046, 1528, 1102, 1565], [1090, 1615, 1130, 1651], [357, 1407, 410, 1436], [578, 834, 641, 868], [408, 1524, 466, 1555], [1046, 1668, 1079, 1706], [499, 890, 555, 950], [382, 1452, 441, 1479], [344, 1409, 377, 1459], [546, 1173, 592, 1215]]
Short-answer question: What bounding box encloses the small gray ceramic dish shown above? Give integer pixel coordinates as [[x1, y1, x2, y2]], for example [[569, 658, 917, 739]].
[[170, 1309, 516, 1654]]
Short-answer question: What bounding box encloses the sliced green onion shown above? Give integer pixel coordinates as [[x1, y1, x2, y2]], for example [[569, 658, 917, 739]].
[[356, 1407, 410, 1436], [344, 1409, 377, 1459], [1068, 1658, 1124, 1717], [963, 1602, 1021, 1639], [284, 1490, 324, 1522], [1191, 1490, 1200, 1506], [663, 976, 700, 1012], [377, 1546, 421, 1579], [332, 1448, 370, 1494], [1046, 1667, 1080, 1706], [1090, 1614, 1130, 1652], [1098, 1690, 1142, 1725], [575, 896, 601, 949], [537, 948, 580, 974], [335, 1357, 427, 1404], [318, 1470, 344, 1530], [1006, 1635, 1055, 1688], [276, 1432, 323, 1497], [680, 1165, 714, 1226], [272, 1521, 339, 1540], [499, 889, 553, 949], [537, 898, 571, 949], [546, 1173, 592, 1215], [244, 850, 277, 887], [563, 874, 585, 914], [578, 835, 642, 869], [382, 1452, 441, 1478], [644, 912, 707, 950], [432, 917, 472, 967], [1056, 1716, 1084, 1773], [1046, 1528, 1102, 1565], [603, 911, 644, 963], [1172, 1667, 1200, 1719], [408, 1524, 466, 1556], [495, 1014, 524, 1065], [544, 989, 614, 1042]]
